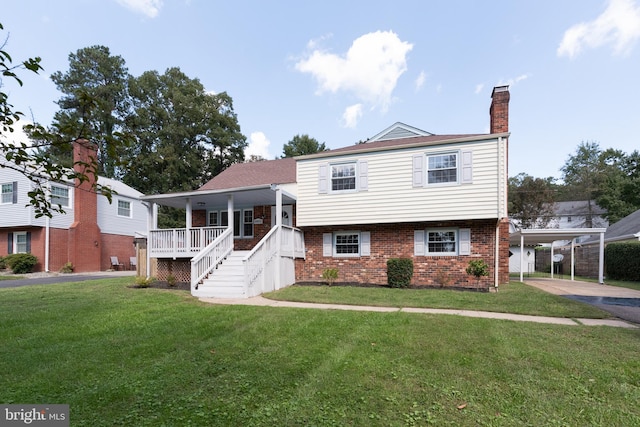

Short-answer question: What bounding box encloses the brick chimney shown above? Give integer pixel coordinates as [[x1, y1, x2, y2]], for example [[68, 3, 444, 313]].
[[67, 139, 102, 272], [490, 85, 510, 134]]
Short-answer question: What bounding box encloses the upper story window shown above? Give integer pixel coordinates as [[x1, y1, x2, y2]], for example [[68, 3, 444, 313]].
[[413, 150, 473, 187], [318, 161, 368, 194], [51, 185, 70, 207], [1, 182, 14, 204], [428, 153, 457, 184], [331, 163, 356, 191], [117, 200, 132, 218]]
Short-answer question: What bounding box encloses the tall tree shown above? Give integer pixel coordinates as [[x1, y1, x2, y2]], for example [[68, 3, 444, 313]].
[[43, 45, 130, 178], [596, 149, 640, 223], [0, 23, 115, 218], [508, 173, 556, 228], [282, 134, 326, 157], [123, 68, 246, 227]]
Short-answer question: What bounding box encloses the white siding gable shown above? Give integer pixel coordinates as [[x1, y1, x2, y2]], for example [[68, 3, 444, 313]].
[[98, 195, 147, 236]]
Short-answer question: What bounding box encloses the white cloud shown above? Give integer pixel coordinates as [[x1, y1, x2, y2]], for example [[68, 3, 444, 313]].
[[115, 0, 163, 18], [415, 71, 426, 91], [245, 131, 273, 160], [558, 0, 640, 58], [296, 30, 413, 121], [474, 83, 485, 94], [341, 104, 363, 128], [498, 73, 531, 87]]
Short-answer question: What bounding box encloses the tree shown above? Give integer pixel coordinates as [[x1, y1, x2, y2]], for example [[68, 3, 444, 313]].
[[596, 149, 640, 223], [40, 45, 131, 178], [0, 23, 113, 218], [508, 173, 556, 229], [282, 134, 326, 157], [122, 68, 246, 227]]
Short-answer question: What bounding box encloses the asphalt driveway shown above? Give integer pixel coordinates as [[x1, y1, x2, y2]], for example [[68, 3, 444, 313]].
[[525, 278, 640, 324], [0, 271, 135, 289]]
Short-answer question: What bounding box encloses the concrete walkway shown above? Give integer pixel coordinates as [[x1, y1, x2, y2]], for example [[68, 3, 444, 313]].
[[200, 289, 639, 329]]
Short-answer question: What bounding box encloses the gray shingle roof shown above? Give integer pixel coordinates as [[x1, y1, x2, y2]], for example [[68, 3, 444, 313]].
[[582, 208, 640, 244], [199, 157, 296, 190]]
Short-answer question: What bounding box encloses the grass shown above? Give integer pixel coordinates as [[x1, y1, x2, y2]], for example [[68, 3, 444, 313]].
[[265, 281, 610, 319], [1, 278, 639, 426], [0, 274, 25, 280]]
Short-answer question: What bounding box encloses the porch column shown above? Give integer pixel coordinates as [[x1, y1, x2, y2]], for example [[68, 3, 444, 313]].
[[550, 243, 554, 279], [274, 185, 282, 289], [186, 198, 192, 251], [598, 231, 605, 284], [519, 234, 524, 283], [227, 195, 234, 237], [147, 203, 157, 278], [570, 238, 576, 281]]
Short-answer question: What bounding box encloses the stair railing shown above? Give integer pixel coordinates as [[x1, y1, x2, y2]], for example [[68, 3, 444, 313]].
[[190, 227, 233, 291]]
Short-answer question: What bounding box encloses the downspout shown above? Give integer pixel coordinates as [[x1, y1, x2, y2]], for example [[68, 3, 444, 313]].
[[495, 219, 500, 290], [45, 216, 50, 272]]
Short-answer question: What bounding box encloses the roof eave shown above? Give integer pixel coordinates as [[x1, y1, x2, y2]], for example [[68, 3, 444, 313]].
[[295, 132, 511, 161]]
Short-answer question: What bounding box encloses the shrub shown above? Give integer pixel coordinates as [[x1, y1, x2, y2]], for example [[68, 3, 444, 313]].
[[466, 259, 489, 288], [387, 258, 413, 288], [321, 268, 338, 286], [605, 242, 640, 281], [4, 253, 38, 274], [60, 262, 74, 273], [167, 274, 177, 287], [0, 256, 6, 270], [134, 276, 156, 288]]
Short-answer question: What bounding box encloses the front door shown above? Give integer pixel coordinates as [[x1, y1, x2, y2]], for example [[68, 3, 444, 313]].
[[271, 205, 293, 227]]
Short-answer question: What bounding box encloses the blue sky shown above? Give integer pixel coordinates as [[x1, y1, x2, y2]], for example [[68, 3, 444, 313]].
[[2, 0, 640, 181]]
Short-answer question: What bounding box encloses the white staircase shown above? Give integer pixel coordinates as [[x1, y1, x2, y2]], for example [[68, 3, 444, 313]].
[[196, 251, 250, 298]]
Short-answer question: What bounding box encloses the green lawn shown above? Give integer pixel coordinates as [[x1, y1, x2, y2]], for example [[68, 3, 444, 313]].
[[265, 281, 610, 318], [1, 278, 639, 426]]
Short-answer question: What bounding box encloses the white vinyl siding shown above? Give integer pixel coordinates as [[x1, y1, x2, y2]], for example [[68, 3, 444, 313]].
[[97, 196, 146, 236], [297, 138, 504, 227]]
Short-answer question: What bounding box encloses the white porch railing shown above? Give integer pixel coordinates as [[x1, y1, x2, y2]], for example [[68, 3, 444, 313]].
[[149, 227, 226, 258], [243, 225, 305, 297], [190, 227, 233, 289]]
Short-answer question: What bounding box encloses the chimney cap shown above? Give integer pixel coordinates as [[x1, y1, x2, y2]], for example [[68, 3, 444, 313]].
[[492, 85, 509, 96]]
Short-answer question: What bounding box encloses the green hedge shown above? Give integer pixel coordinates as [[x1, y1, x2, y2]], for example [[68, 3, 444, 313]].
[[4, 253, 38, 274], [387, 258, 413, 288], [605, 242, 640, 281]]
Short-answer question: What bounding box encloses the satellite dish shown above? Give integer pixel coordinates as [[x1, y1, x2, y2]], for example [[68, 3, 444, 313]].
[[552, 254, 564, 262]]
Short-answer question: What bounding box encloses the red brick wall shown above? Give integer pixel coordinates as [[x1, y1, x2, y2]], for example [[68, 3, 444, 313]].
[[192, 210, 206, 227], [297, 219, 504, 290], [100, 233, 136, 271]]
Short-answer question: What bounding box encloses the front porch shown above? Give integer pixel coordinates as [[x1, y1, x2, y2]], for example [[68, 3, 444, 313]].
[[141, 184, 305, 298]]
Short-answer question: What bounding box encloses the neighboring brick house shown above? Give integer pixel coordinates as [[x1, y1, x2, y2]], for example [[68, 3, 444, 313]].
[[142, 85, 511, 296], [0, 140, 147, 272]]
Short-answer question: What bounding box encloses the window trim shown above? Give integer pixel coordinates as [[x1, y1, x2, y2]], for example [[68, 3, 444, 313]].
[[425, 228, 458, 256], [1, 182, 16, 205], [50, 184, 71, 208], [427, 152, 459, 185], [14, 231, 28, 254], [117, 199, 132, 218], [330, 162, 357, 193], [333, 231, 361, 257]]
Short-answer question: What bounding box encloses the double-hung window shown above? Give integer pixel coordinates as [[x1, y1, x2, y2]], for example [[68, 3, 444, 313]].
[[51, 185, 70, 208], [1, 183, 14, 204], [427, 229, 457, 255], [427, 153, 457, 184], [209, 209, 253, 238], [117, 200, 132, 218], [331, 163, 356, 191], [323, 231, 371, 257], [15, 232, 28, 254]]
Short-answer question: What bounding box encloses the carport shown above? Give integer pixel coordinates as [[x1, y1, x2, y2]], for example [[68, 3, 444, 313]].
[[510, 228, 606, 284]]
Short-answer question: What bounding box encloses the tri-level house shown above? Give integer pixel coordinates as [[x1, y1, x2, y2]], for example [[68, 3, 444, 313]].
[[0, 140, 147, 272], [141, 86, 511, 298]]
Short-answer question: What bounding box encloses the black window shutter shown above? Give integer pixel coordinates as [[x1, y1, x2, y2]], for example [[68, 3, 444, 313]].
[[26, 232, 31, 253], [8, 233, 13, 254], [12, 182, 18, 204]]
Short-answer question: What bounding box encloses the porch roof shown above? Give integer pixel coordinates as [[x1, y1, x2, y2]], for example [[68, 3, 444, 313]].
[[509, 228, 607, 245], [140, 184, 296, 209]]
